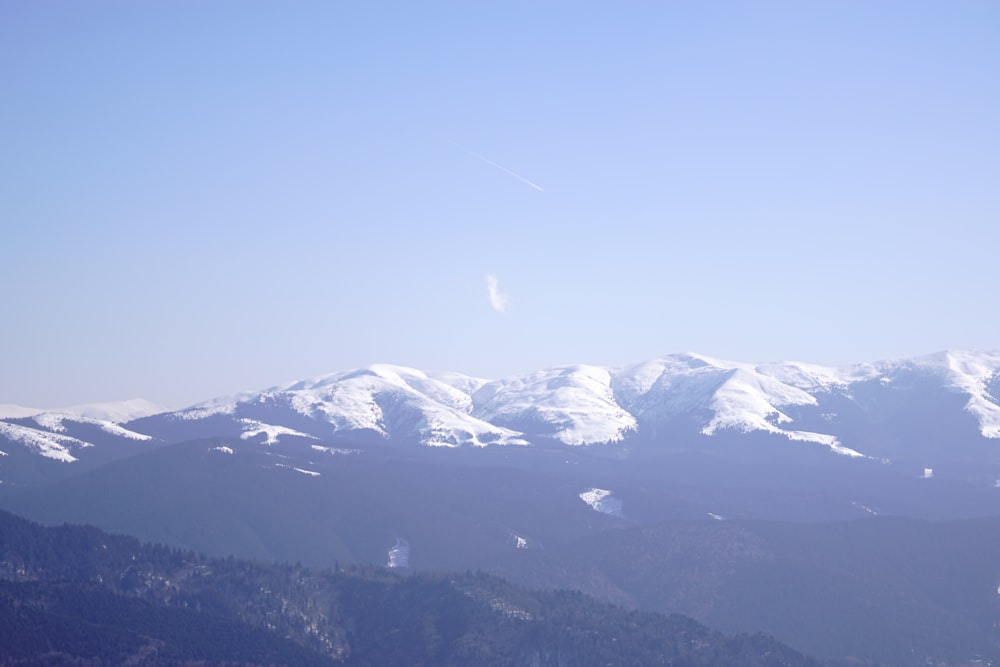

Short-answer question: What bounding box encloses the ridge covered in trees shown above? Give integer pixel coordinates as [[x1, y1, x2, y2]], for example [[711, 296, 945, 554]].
[[0, 509, 816, 666]]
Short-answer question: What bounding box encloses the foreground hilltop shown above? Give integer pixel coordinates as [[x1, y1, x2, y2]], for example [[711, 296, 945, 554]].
[[0, 509, 817, 667]]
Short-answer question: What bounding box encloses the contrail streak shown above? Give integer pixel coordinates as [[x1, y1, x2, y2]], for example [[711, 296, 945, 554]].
[[452, 142, 544, 191]]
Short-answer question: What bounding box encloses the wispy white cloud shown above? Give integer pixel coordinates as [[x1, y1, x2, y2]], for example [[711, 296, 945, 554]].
[[485, 274, 509, 314]]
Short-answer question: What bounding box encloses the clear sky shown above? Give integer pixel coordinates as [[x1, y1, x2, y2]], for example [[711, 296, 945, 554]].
[[3, 1, 998, 410]]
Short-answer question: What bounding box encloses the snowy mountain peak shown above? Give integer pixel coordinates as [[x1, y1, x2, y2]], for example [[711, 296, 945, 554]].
[[252, 351, 1000, 451], [920, 350, 1000, 438], [54, 398, 167, 422], [0, 399, 166, 423], [472, 364, 637, 446], [5, 351, 999, 462]]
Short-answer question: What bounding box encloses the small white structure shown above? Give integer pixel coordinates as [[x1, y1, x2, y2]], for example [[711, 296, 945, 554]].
[[922, 468, 934, 479]]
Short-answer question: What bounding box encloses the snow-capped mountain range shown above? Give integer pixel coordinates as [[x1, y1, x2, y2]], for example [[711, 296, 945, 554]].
[[2, 351, 999, 467]]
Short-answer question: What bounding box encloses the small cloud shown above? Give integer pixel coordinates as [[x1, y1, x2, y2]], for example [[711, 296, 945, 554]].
[[485, 274, 509, 314]]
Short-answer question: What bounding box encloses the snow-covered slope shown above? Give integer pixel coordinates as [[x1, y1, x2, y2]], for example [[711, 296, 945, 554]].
[[158, 350, 1000, 456], [162, 364, 529, 448], [472, 365, 637, 445], [30, 412, 153, 442], [611, 354, 866, 456], [5, 351, 999, 465], [0, 404, 162, 474], [909, 350, 1000, 438], [0, 421, 92, 463]]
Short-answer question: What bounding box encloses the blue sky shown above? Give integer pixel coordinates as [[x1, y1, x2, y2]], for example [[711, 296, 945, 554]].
[[3, 1, 998, 409]]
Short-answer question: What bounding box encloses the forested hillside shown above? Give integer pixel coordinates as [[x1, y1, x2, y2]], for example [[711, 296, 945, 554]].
[[0, 510, 816, 666]]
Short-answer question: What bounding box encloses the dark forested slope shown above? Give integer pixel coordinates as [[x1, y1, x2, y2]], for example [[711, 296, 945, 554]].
[[0, 509, 816, 667]]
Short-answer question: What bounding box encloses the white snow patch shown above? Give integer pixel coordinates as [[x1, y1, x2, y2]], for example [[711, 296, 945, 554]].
[[239, 419, 315, 445], [506, 530, 534, 550], [0, 422, 91, 462], [275, 463, 320, 477], [579, 488, 624, 517], [30, 413, 153, 441], [32, 412, 68, 432], [707, 512, 725, 521], [387, 538, 409, 568], [781, 430, 865, 457], [852, 501, 879, 516], [93, 420, 153, 440], [311, 445, 360, 456], [210, 446, 234, 455]]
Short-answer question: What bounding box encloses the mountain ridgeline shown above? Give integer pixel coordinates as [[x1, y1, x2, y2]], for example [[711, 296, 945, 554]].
[[3, 350, 1000, 481], [0, 510, 816, 667], [3, 350, 1000, 664]]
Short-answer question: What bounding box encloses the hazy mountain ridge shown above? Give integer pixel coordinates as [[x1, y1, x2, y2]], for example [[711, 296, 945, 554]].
[[0, 398, 165, 423]]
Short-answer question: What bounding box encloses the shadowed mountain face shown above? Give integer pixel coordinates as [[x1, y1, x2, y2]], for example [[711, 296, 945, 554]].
[[5, 438, 1000, 664], [526, 516, 1000, 664]]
